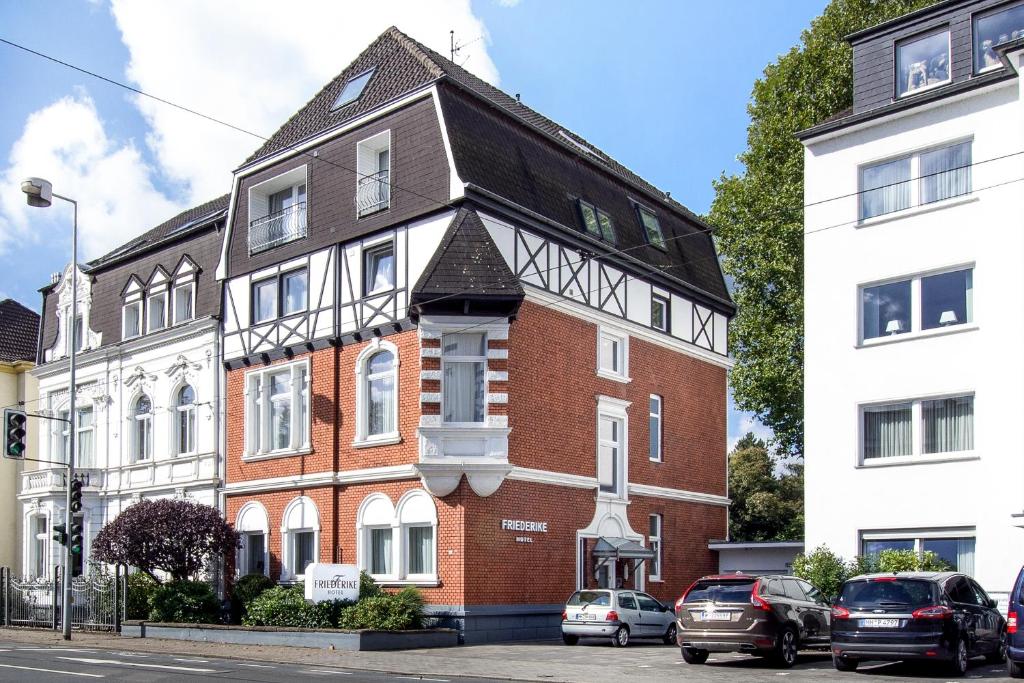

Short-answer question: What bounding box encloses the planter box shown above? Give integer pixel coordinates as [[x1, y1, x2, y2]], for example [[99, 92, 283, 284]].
[[121, 621, 458, 651]]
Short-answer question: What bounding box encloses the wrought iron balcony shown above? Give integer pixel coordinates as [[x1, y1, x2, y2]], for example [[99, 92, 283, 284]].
[[248, 202, 307, 254], [356, 170, 390, 217]]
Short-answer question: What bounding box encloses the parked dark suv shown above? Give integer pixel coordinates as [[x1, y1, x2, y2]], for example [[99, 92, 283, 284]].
[[675, 574, 831, 668], [1008, 565, 1024, 677], [831, 572, 1005, 676]]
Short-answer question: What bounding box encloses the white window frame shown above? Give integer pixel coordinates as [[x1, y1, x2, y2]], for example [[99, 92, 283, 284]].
[[122, 300, 142, 339], [354, 340, 400, 447], [597, 325, 630, 383], [363, 240, 396, 296], [244, 359, 311, 458], [146, 291, 167, 333], [76, 405, 94, 468], [895, 28, 952, 99], [596, 395, 631, 500], [280, 496, 319, 582], [132, 394, 154, 462], [649, 394, 663, 462], [29, 512, 50, 578], [858, 392, 975, 466], [356, 130, 391, 217], [172, 282, 194, 325], [860, 528, 976, 573], [649, 514, 663, 582], [651, 294, 669, 333], [441, 332, 487, 425], [235, 502, 270, 578], [858, 263, 975, 346], [357, 491, 438, 585], [174, 384, 197, 456]]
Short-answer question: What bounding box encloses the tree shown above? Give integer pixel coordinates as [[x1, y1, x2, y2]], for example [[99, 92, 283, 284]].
[[728, 432, 803, 541], [92, 499, 240, 583], [707, 0, 935, 457]]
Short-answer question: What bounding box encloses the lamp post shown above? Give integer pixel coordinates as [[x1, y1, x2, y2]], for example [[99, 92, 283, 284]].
[[22, 177, 77, 641]]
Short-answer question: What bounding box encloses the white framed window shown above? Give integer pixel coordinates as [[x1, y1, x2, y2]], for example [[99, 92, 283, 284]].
[[860, 266, 973, 342], [859, 140, 971, 220], [243, 532, 266, 576], [175, 385, 197, 456], [649, 514, 663, 581], [896, 29, 950, 97], [355, 341, 399, 445], [236, 502, 270, 577], [442, 333, 486, 424], [860, 393, 974, 463], [861, 529, 975, 575], [357, 491, 437, 584], [173, 282, 194, 325], [147, 292, 166, 333], [57, 407, 69, 463], [31, 514, 49, 578], [123, 301, 142, 339], [651, 294, 668, 332], [597, 326, 629, 382], [133, 394, 153, 461], [363, 242, 396, 295], [72, 315, 84, 353], [76, 406, 94, 468], [248, 166, 308, 255], [252, 277, 278, 323], [974, 3, 1024, 72], [281, 269, 307, 316], [280, 496, 319, 582], [245, 360, 310, 457], [253, 268, 307, 324], [596, 395, 630, 499], [356, 131, 391, 217], [649, 395, 662, 462]]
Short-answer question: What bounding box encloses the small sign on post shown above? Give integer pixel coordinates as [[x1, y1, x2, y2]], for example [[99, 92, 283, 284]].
[[304, 563, 360, 603]]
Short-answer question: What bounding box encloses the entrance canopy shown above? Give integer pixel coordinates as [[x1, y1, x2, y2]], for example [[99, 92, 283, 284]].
[[591, 536, 654, 561]]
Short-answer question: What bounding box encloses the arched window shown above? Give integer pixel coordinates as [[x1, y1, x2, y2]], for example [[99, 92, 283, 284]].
[[175, 385, 196, 455], [357, 490, 437, 583], [355, 342, 399, 445], [280, 496, 319, 581], [133, 395, 153, 461], [236, 502, 269, 577], [397, 490, 437, 580]]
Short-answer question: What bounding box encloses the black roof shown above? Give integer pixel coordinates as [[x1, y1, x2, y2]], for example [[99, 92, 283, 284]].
[[0, 299, 40, 364], [85, 194, 230, 272], [240, 27, 732, 312]]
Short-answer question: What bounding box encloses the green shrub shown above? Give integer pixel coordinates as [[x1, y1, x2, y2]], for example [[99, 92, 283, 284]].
[[242, 585, 342, 628], [359, 570, 381, 600], [148, 580, 220, 624], [230, 574, 277, 623], [338, 587, 425, 630], [125, 572, 159, 620], [792, 545, 849, 599], [876, 548, 951, 573]]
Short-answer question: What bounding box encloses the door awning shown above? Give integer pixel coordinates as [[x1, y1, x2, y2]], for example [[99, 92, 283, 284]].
[[591, 537, 654, 561]]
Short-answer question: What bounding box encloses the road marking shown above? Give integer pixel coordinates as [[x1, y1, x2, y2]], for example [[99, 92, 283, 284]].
[[17, 648, 96, 652], [173, 658, 210, 663], [0, 663, 104, 678], [57, 656, 217, 673], [113, 652, 150, 657], [396, 677, 449, 682], [301, 670, 353, 676], [238, 663, 275, 668]]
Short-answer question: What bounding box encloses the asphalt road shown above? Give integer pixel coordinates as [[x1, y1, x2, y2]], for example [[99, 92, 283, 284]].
[[0, 641, 502, 682]]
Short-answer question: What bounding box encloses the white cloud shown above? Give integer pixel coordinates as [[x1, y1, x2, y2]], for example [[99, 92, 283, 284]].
[[0, 93, 180, 260], [728, 412, 775, 453], [109, 0, 499, 204]]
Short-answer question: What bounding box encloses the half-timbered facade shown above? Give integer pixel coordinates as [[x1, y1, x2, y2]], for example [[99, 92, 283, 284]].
[[219, 27, 734, 642], [21, 197, 228, 578]]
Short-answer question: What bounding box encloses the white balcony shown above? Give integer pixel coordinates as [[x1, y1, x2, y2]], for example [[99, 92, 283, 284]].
[[356, 170, 390, 217], [19, 468, 102, 498], [248, 202, 307, 254]]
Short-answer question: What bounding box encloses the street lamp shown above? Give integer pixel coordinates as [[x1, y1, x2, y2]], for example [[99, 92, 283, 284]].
[[22, 176, 77, 641]]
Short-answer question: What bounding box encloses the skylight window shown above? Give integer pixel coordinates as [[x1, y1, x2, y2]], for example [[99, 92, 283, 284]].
[[577, 199, 615, 243], [332, 69, 375, 110], [636, 205, 666, 249]]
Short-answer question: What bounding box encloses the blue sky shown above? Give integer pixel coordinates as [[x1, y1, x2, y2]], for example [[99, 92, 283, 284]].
[[0, 0, 826, 448]]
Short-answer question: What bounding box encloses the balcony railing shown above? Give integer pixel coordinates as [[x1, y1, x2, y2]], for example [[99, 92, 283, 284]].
[[249, 202, 307, 254], [356, 170, 390, 217], [20, 468, 100, 495]]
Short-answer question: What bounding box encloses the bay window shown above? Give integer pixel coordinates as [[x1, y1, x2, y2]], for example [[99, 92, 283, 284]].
[[859, 141, 971, 220], [442, 333, 485, 423], [861, 394, 974, 462], [896, 29, 950, 97], [974, 3, 1024, 72], [860, 267, 972, 342], [246, 360, 310, 456]]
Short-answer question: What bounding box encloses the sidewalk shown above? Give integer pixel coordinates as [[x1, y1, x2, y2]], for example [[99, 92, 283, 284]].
[[0, 627, 682, 682]]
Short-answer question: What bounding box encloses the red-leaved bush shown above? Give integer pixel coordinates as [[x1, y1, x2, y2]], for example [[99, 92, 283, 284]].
[[92, 499, 240, 583]]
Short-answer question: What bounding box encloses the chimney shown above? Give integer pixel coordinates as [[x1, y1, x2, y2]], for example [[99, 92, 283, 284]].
[[50, 272, 61, 285]]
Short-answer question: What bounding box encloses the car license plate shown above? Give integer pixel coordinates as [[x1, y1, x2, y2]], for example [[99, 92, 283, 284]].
[[575, 613, 596, 621], [860, 618, 900, 628], [701, 611, 731, 621]]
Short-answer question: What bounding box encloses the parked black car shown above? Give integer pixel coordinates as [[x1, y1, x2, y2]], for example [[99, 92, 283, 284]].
[[831, 572, 1005, 676], [1008, 565, 1024, 677], [675, 574, 831, 668]]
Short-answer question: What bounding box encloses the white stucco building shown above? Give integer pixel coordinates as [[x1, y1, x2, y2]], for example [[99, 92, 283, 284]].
[[802, 0, 1024, 603]]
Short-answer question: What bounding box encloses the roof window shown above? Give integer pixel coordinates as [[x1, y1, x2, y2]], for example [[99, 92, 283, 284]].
[[577, 199, 615, 243], [636, 204, 666, 249], [333, 69, 375, 110]]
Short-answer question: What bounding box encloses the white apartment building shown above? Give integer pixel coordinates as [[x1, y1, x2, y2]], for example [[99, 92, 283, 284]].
[[19, 198, 228, 577], [802, 0, 1024, 604]]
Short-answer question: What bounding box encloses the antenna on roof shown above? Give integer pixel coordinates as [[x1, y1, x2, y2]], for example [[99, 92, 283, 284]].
[[515, 93, 521, 103], [450, 30, 460, 62]]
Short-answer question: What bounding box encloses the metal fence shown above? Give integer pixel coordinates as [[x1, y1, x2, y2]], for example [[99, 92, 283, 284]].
[[1, 566, 121, 632]]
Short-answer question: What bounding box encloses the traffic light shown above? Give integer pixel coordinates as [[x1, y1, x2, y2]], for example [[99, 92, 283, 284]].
[[70, 478, 83, 513], [4, 408, 27, 459], [53, 522, 68, 546], [69, 518, 84, 577]]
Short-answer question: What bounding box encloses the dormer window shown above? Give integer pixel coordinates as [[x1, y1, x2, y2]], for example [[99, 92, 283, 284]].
[[173, 282, 194, 325], [248, 166, 308, 254], [332, 68, 374, 110], [72, 315, 84, 353], [636, 204, 666, 249], [356, 131, 390, 217], [577, 199, 615, 243], [896, 29, 950, 97], [147, 292, 166, 333], [974, 3, 1024, 73], [123, 301, 142, 339]]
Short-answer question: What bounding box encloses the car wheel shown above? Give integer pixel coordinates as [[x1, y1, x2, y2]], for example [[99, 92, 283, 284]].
[[949, 637, 969, 676], [833, 654, 858, 672], [562, 633, 579, 646], [1009, 657, 1024, 678], [680, 646, 709, 664], [773, 626, 798, 668], [986, 629, 1007, 664], [612, 625, 629, 647], [663, 623, 678, 645]]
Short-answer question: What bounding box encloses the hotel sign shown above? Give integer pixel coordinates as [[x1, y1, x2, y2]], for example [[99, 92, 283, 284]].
[[304, 563, 360, 602], [501, 519, 548, 543]]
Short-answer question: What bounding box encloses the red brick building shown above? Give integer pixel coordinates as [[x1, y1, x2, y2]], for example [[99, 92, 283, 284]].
[[217, 28, 734, 642]]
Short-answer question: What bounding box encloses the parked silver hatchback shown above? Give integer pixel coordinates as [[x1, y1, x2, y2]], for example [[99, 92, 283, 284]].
[[561, 589, 678, 647]]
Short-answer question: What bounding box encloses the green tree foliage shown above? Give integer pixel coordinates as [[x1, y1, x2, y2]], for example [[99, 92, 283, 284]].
[[792, 545, 848, 599], [148, 580, 220, 624], [708, 0, 936, 456], [728, 433, 803, 541], [793, 545, 954, 598]]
